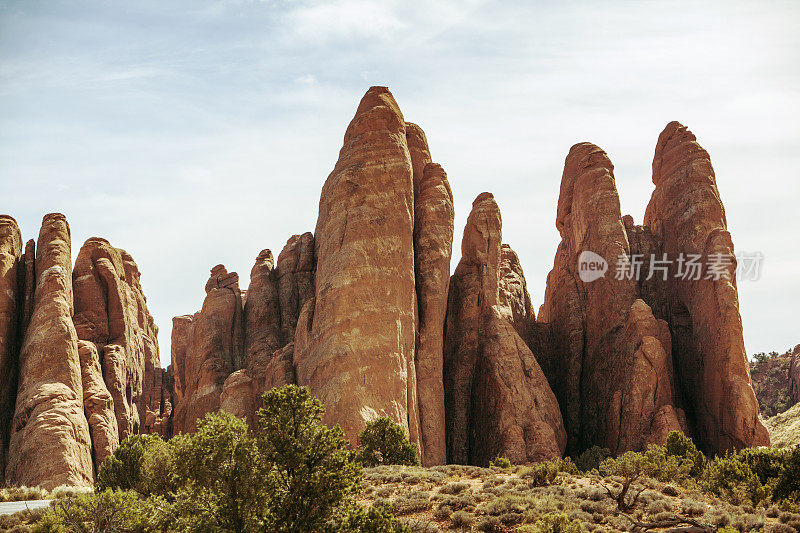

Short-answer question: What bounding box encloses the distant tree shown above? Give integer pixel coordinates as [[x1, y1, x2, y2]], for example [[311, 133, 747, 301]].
[[599, 445, 690, 511], [664, 431, 706, 477], [172, 412, 267, 532], [357, 417, 420, 467], [258, 385, 362, 532], [96, 434, 174, 497]]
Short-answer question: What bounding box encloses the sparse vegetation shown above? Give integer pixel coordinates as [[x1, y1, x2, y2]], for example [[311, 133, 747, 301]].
[[8, 405, 800, 532], [358, 417, 421, 468]]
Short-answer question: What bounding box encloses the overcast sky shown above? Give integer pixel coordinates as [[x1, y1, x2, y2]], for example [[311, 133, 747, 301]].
[[1, 0, 798, 367]]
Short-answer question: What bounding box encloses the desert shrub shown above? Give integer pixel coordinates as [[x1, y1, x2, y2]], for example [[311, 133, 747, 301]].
[[357, 417, 420, 467], [433, 505, 452, 520], [574, 446, 611, 473], [171, 411, 267, 532], [701, 454, 766, 505], [0, 486, 48, 502], [520, 460, 560, 487], [450, 510, 475, 527], [0, 507, 47, 531], [736, 446, 789, 486], [527, 512, 583, 533], [664, 431, 706, 477], [679, 498, 707, 516], [769, 524, 796, 533], [661, 484, 679, 496], [475, 516, 503, 532], [490, 456, 512, 469], [258, 385, 363, 532], [344, 502, 410, 532], [774, 447, 800, 503], [440, 482, 469, 495], [96, 434, 174, 497], [32, 489, 170, 532], [598, 445, 691, 511]]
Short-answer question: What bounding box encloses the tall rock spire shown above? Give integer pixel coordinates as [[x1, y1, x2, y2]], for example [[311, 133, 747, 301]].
[[294, 86, 421, 448]]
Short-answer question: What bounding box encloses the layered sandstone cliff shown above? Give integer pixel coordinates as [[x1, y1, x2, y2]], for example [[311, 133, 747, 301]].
[[444, 193, 566, 466], [538, 123, 767, 456], [1, 89, 773, 489], [0, 214, 163, 488], [790, 345, 800, 405]]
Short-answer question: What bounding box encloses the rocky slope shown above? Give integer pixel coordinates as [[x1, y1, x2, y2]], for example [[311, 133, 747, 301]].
[[0, 87, 772, 488]]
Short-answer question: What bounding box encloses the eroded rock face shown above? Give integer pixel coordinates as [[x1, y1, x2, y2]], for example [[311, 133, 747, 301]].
[[790, 345, 800, 405], [173, 266, 243, 434], [294, 86, 421, 448], [410, 128, 455, 466], [72, 238, 160, 441], [0, 216, 23, 481], [78, 340, 119, 473], [644, 121, 769, 453], [444, 193, 565, 466], [538, 124, 768, 456], [276, 233, 315, 345], [244, 250, 281, 395], [7, 214, 94, 489]]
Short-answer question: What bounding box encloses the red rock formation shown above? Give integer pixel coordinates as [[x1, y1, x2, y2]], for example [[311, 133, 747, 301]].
[[77, 340, 119, 473], [7, 214, 94, 489], [790, 345, 800, 405], [644, 121, 769, 452], [409, 124, 455, 466], [220, 369, 256, 428], [539, 143, 684, 456], [243, 249, 281, 397], [294, 86, 421, 448], [72, 238, 160, 442], [276, 233, 315, 344], [173, 266, 243, 433], [0, 216, 23, 481], [444, 193, 565, 466]]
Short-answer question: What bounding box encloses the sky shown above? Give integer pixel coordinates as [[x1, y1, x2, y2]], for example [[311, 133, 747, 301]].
[[1, 0, 798, 367]]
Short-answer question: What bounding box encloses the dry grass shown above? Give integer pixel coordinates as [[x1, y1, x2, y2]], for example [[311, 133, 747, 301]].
[[766, 403, 800, 448], [357, 464, 796, 532]]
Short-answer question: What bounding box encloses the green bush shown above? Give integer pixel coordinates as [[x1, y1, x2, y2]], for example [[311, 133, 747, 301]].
[[700, 454, 767, 505], [343, 502, 410, 532], [490, 456, 512, 469], [258, 385, 362, 532], [774, 447, 800, 502], [32, 489, 170, 532], [664, 431, 706, 477], [171, 411, 267, 532], [96, 434, 174, 497], [599, 445, 690, 511], [574, 446, 610, 473], [520, 460, 560, 486], [526, 512, 583, 533], [357, 417, 420, 467]]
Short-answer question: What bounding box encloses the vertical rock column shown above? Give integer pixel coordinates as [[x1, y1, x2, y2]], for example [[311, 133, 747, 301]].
[[294, 86, 421, 446], [407, 123, 454, 466], [0, 216, 23, 482], [644, 121, 769, 453], [7, 213, 93, 489], [444, 193, 565, 466]]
